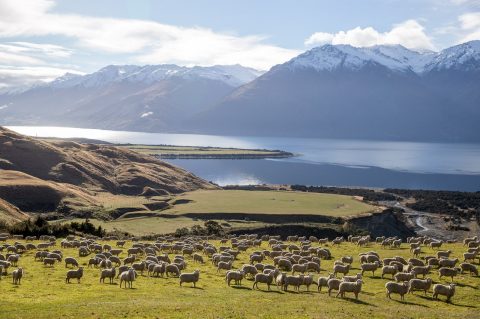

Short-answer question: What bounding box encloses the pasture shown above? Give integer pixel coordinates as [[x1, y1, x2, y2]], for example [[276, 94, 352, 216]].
[[0, 237, 478, 319]]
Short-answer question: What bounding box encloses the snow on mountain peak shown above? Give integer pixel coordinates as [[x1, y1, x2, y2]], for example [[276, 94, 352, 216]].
[[286, 41, 480, 74], [47, 64, 262, 89]]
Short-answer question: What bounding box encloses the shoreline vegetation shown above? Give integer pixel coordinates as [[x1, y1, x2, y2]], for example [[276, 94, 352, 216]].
[[115, 144, 295, 159]]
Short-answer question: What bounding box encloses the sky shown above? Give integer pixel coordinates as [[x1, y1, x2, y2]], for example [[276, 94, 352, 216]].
[[0, 0, 479, 89]]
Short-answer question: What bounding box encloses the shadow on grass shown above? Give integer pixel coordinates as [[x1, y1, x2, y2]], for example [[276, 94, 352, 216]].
[[391, 299, 429, 307], [455, 282, 478, 289], [253, 288, 284, 294], [336, 297, 377, 306], [230, 285, 252, 290]]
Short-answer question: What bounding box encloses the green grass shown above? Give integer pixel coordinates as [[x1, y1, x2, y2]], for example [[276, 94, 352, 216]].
[[163, 190, 377, 217], [0, 240, 478, 318], [117, 144, 288, 156]]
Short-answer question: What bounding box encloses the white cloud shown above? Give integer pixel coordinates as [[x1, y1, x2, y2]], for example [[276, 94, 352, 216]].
[[305, 20, 435, 51], [0, 66, 83, 89], [0, 0, 299, 70], [454, 12, 480, 43]]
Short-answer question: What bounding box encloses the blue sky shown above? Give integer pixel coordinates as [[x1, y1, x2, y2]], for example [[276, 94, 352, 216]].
[[0, 0, 479, 88]]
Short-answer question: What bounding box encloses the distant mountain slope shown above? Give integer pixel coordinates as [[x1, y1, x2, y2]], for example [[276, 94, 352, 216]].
[[190, 41, 480, 142], [0, 64, 262, 132], [0, 127, 215, 195]]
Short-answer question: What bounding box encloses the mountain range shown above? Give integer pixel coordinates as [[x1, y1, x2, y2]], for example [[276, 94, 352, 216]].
[[1, 41, 479, 142]]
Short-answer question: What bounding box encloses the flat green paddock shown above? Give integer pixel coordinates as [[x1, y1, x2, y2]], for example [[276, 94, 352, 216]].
[[0, 240, 478, 319], [163, 190, 377, 217]]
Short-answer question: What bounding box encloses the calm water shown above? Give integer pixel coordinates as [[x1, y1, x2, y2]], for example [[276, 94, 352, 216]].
[[6, 126, 480, 191]]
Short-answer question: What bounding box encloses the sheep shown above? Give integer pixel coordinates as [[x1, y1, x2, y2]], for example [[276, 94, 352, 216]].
[[381, 265, 399, 279], [119, 268, 136, 289], [132, 261, 146, 275], [12, 267, 23, 285], [193, 253, 204, 264], [0, 261, 11, 274], [432, 283, 456, 302], [305, 261, 321, 273], [64, 257, 79, 268], [78, 247, 90, 257], [327, 278, 342, 296], [283, 274, 304, 291], [250, 254, 264, 264], [180, 270, 200, 287], [430, 240, 443, 249], [408, 278, 432, 295], [343, 273, 362, 283], [437, 250, 452, 259], [253, 272, 274, 290], [438, 267, 459, 281], [394, 272, 414, 282], [43, 257, 56, 267], [108, 256, 121, 266], [412, 247, 421, 257], [100, 267, 116, 284], [317, 273, 334, 292], [226, 270, 245, 286], [360, 261, 380, 276], [439, 258, 458, 268], [411, 265, 431, 278], [123, 255, 136, 265], [408, 258, 425, 267], [459, 262, 478, 276], [385, 281, 409, 300], [65, 267, 84, 283], [333, 263, 350, 277], [277, 258, 293, 271], [302, 274, 315, 291], [217, 260, 233, 273], [166, 264, 180, 277], [336, 279, 363, 299], [463, 252, 477, 263], [241, 264, 258, 278], [7, 254, 19, 266], [292, 263, 307, 274]]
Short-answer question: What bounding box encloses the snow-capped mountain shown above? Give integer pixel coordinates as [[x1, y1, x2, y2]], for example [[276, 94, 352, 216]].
[[285, 41, 480, 74], [0, 64, 263, 132], [46, 64, 262, 89], [190, 41, 480, 142]]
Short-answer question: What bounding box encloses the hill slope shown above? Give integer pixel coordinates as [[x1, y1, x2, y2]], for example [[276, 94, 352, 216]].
[[0, 127, 215, 196], [190, 41, 480, 142]]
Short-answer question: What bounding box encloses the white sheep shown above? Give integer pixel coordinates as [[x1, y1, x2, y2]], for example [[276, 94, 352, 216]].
[[193, 253, 204, 264], [327, 278, 342, 296], [253, 272, 274, 290], [292, 263, 307, 274], [12, 267, 23, 285], [438, 258, 458, 268], [408, 278, 432, 295], [226, 270, 245, 286], [166, 264, 180, 277], [333, 263, 350, 277], [317, 273, 334, 292], [217, 260, 233, 273], [43, 257, 56, 267], [385, 281, 409, 300], [336, 279, 363, 299], [360, 261, 380, 276], [394, 272, 414, 282], [343, 273, 362, 282], [438, 267, 459, 281], [411, 265, 431, 278], [381, 265, 399, 279], [302, 274, 315, 291], [180, 270, 200, 287], [283, 274, 304, 291], [119, 268, 136, 289], [7, 254, 19, 266], [65, 267, 84, 283], [432, 283, 456, 302], [64, 257, 79, 268], [100, 267, 116, 284], [459, 262, 478, 276]]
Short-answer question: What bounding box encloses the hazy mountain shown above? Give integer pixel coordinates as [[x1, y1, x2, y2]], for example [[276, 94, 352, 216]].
[[190, 41, 480, 142], [0, 64, 262, 132]]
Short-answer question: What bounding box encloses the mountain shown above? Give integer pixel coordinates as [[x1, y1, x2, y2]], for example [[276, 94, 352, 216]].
[[190, 41, 480, 142], [0, 64, 262, 132]]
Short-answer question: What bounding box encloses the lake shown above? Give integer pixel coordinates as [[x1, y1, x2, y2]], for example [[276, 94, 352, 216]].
[[6, 126, 480, 191]]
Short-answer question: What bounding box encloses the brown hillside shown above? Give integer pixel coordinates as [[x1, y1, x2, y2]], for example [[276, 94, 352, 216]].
[[0, 197, 29, 224], [0, 127, 215, 195], [0, 170, 99, 213]]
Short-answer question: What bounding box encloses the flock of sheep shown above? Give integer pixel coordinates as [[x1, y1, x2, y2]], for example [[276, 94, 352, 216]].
[[0, 232, 479, 304]]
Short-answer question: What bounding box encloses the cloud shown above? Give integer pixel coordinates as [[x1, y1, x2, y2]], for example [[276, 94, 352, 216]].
[[457, 12, 480, 42], [0, 0, 299, 70], [0, 65, 83, 89], [305, 20, 436, 51]]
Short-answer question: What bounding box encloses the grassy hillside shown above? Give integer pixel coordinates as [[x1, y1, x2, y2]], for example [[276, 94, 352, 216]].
[[163, 190, 376, 217], [0, 239, 477, 319]]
